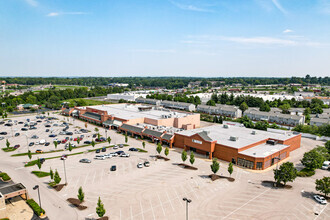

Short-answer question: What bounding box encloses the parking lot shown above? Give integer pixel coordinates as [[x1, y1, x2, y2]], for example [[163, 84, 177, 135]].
[[0, 113, 329, 220]]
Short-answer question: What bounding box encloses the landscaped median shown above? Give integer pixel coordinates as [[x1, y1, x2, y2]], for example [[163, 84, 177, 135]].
[[24, 152, 85, 167], [31, 171, 50, 178], [11, 149, 64, 157], [26, 199, 45, 217], [2, 147, 17, 152], [0, 172, 11, 181], [87, 144, 129, 152]]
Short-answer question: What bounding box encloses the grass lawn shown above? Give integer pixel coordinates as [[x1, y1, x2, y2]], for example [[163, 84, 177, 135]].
[[137, 148, 148, 153], [1, 147, 17, 152], [0, 172, 11, 181], [11, 149, 64, 157], [31, 171, 50, 178], [63, 98, 112, 106]]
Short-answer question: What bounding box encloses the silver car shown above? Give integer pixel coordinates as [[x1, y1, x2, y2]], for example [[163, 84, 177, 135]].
[[314, 195, 327, 205], [79, 159, 91, 163]]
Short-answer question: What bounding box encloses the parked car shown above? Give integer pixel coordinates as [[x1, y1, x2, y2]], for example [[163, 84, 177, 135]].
[[314, 195, 327, 205], [14, 144, 20, 149], [60, 155, 68, 160], [96, 149, 101, 153], [79, 159, 91, 163], [0, 137, 4, 140], [30, 126, 37, 130], [104, 154, 112, 159], [59, 131, 66, 135], [36, 120, 42, 123], [45, 142, 50, 146], [113, 145, 119, 150], [120, 153, 130, 158], [45, 129, 50, 132], [4, 123, 13, 126], [110, 165, 116, 171], [61, 139, 67, 144], [84, 141, 91, 144], [49, 134, 57, 137], [94, 155, 105, 160], [129, 148, 138, 151], [115, 150, 124, 155], [321, 161, 330, 170], [29, 142, 34, 146], [65, 143, 76, 149], [0, 121, 4, 125], [18, 121, 24, 124], [39, 158, 45, 164], [21, 128, 28, 131], [137, 163, 143, 168], [109, 152, 118, 157], [119, 144, 124, 148], [93, 134, 97, 138], [31, 135, 38, 139], [36, 141, 40, 145], [45, 124, 51, 127], [66, 132, 73, 135], [35, 149, 43, 153], [144, 161, 150, 167], [65, 137, 69, 140], [102, 147, 106, 152], [0, 132, 7, 135], [14, 133, 20, 137]]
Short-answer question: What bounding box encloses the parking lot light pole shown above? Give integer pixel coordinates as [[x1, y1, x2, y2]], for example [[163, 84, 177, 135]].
[[33, 185, 43, 216], [105, 129, 107, 139], [183, 197, 191, 220], [63, 158, 68, 185]]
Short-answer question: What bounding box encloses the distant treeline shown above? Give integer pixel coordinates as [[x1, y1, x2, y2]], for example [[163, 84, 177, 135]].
[[0, 76, 329, 89]]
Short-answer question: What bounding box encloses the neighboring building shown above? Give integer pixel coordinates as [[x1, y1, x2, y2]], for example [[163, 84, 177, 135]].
[[304, 96, 330, 105], [244, 108, 305, 126], [289, 108, 304, 116], [160, 100, 196, 112], [106, 93, 147, 102], [310, 117, 330, 126], [197, 104, 242, 118], [16, 104, 39, 111], [72, 104, 200, 130], [61, 107, 74, 116], [294, 92, 315, 97], [107, 83, 129, 87], [174, 125, 301, 170], [136, 98, 161, 106]]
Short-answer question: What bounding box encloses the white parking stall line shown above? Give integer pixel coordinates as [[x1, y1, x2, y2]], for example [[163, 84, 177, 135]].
[[157, 193, 166, 216], [130, 205, 133, 220], [149, 199, 156, 220], [166, 190, 175, 211], [173, 187, 184, 208], [140, 200, 145, 220], [314, 203, 328, 219]]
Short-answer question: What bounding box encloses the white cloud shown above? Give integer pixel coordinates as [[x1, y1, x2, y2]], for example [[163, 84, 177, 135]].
[[222, 36, 296, 46], [283, 29, 293, 33], [169, 1, 213, 12], [25, 0, 38, 7], [272, 0, 288, 14], [47, 12, 59, 17]]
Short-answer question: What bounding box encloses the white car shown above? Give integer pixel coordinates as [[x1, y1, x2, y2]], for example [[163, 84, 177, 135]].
[[314, 195, 327, 205], [94, 155, 106, 160], [120, 153, 130, 158], [321, 161, 330, 170], [113, 145, 119, 150], [104, 154, 112, 159], [35, 141, 40, 145], [137, 163, 143, 168]]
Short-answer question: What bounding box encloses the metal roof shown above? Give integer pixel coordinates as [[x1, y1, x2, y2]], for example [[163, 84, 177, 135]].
[[142, 129, 163, 138], [120, 124, 144, 133]]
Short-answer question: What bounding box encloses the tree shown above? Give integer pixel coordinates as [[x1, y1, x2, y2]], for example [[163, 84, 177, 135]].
[[274, 162, 297, 186], [239, 102, 248, 113], [125, 134, 128, 143], [97, 133, 101, 140], [142, 141, 145, 149], [325, 141, 330, 154], [27, 150, 32, 160], [301, 150, 324, 170], [206, 100, 216, 106], [91, 140, 96, 148], [95, 127, 99, 132], [228, 162, 233, 177], [50, 168, 54, 180], [164, 147, 169, 157], [68, 142, 73, 152], [85, 122, 88, 129], [107, 137, 111, 145], [96, 197, 106, 217], [181, 150, 187, 163], [315, 177, 330, 197], [259, 103, 270, 112], [189, 151, 195, 165], [6, 139, 10, 149], [279, 103, 291, 114], [156, 143, 162, 154], [53, 141, 58, 149], [210, 158, 220, 174], [54, 169, 61, 184], [77, 186, 85, 203], [37, 158, 42, 170], [77, 138, 80, 145]]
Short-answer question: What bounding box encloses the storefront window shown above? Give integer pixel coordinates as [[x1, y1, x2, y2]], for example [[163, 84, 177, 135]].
[[237, 158, 254, 169], [256, 162, 263, 170]]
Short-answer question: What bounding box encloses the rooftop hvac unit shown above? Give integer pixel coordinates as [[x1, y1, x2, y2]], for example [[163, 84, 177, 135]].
[[266, 140, 278, 145], [230, 136, 239, 141], [252, 130, 256, 135], [223, 124, 229, 129]]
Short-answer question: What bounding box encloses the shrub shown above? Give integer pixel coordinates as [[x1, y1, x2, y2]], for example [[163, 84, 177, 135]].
[[31, 171, 50, 178], [24, 160, 38, 167], [0, 172, 11, 181], [26, 199, 45, 216], [297, 168, 315, 177]]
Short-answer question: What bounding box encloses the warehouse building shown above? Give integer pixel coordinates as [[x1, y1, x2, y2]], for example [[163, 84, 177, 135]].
[[174, 125, 301, 170]]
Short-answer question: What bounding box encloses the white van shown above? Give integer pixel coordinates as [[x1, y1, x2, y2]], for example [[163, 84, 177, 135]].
[[94, 155, 105, 160], [39, 139, 46, 145], [321, 161, 330, 170]]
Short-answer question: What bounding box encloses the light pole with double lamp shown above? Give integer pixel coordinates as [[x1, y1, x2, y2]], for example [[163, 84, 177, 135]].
[[33, 185, 43, 216], [183, 197, 192, 220], [62, 156, 68, 185]]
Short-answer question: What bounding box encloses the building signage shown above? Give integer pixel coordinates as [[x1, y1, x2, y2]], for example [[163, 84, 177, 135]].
[[192, 139, 202, 144]]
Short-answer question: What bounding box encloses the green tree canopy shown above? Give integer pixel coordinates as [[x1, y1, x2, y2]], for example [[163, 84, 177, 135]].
[[315, 176, 330, 197], [274, 162, 297, 186], [301, 149, 325, 170], [96, 197, 106, 217], [210, 158, 220, 174], [181, 150, 187, 163]]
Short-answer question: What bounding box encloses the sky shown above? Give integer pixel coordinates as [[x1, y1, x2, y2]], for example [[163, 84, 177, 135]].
[[0, 0, 330, 77]]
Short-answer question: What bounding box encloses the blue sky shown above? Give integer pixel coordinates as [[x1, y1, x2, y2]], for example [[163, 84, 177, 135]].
[[0, 0, 329, 77]]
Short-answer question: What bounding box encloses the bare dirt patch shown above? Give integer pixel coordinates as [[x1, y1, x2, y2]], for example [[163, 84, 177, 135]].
[[53, 184, 65, 191], [177, 163, 198, 170], [209, 174, 235, 182], [261, 180, 292, 189], [155, 155, 170, 161], [66, 198, 87, 210]]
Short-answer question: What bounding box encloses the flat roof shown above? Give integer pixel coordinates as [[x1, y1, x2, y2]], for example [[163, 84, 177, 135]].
[[176, 125, 297, 149], [239, 143, 289, 158], [0, 183, 26, 195], [81, 104, 193, 120]]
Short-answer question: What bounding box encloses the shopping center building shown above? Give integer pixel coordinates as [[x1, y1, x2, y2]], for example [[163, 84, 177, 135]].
[[174, 125, 301, 170]]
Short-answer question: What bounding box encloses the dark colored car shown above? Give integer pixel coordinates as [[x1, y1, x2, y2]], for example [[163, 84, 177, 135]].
[[49, 134, 56, 137], [14, 144, 20, 149], [0, 121, 4, 125], [60, 154, 68, 160], [95, 149, 101, 153], [18, 121, 24, 124], [129, 148, 138, 151], [110, 165, 116, 171], [21, 128, 28, 131], [30, 126, 37, 130], [45, 124, 51, 127], [15, 133, 20, 137], [29, 142, 34, 146], [45, 129, 50, 132], [39, 158, 45, 164], [36, 120, 42, 123], [0, 132, 7, 135], [66, 132, 73, 135], [102, 147, 106, 152], [4, 123, 13, 126], [45, 142, 50, 146], [57, 140, 61, 144], [84, 141, 91, 144], [92, 134, 97, 138], [115, 150, 124, 155]]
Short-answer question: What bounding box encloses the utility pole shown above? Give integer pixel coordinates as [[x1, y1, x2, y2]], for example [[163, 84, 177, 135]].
[[183, 197, 192, 220]]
